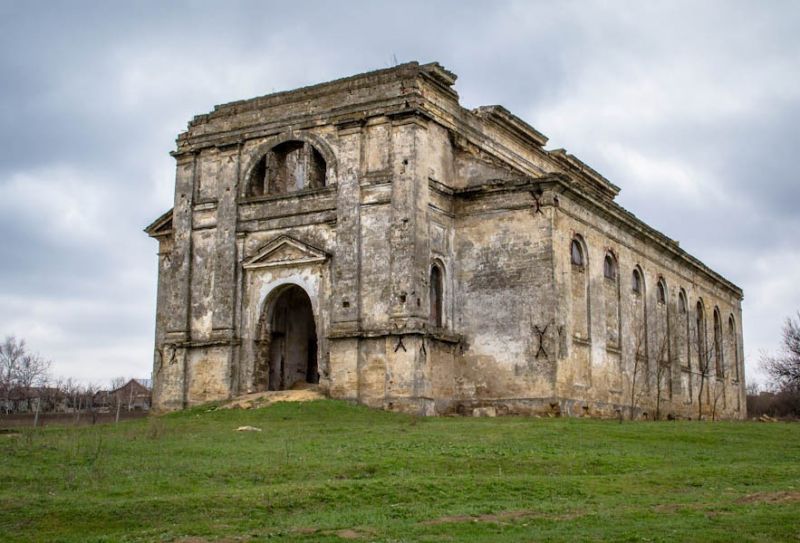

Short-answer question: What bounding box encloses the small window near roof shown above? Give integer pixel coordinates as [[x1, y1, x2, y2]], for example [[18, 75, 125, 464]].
[[632, 269, 642, 295], [679, 291, 687, 313], [571, 240, 584, 267], [604, 254, 616, 280], [657, 279, 666, 304]]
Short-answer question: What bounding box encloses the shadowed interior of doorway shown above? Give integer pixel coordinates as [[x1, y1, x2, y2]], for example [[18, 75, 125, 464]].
[[255, 285, 318, 391]]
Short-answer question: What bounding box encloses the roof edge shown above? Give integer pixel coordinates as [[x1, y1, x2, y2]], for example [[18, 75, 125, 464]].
[[144, 208, 174, 237]]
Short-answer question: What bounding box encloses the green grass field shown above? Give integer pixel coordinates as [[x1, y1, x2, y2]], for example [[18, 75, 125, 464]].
[[1, 400, 799, 542]]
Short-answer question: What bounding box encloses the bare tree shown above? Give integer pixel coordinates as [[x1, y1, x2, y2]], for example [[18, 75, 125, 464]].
[[109, 376, 127, 391], [1, 336, 26, 413], [628, 323, 649, 420], [15, 350, 51, 390], [711, 380, 725, 421], [0, 336, 51, 414], [84, 382, 100, 425], [108, 376, 129, 422], [688, 321, 714, 420], [654, 333, 671, 421], [761, 313, 800, 393]]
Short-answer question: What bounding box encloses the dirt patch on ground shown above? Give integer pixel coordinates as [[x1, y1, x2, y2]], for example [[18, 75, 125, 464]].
[[333, 529, 365, 539], [220, 384, 324, 410], [737, 491, 800, 505], [420, 509, 582, 526], [174, 538, 246, 543], [291, 527, 371, 540]]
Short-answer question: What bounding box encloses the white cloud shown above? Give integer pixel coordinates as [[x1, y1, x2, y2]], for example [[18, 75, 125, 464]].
[[0, 166, 114, 245]]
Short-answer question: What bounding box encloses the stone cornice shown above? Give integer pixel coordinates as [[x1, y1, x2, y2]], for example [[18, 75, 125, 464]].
[[552, 181, 744, 300], [163, 61, 742, 300], [328, 327, 462, 344], [472, 105, 548, 147]]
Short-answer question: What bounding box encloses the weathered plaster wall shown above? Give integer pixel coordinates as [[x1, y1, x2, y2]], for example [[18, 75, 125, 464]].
[[148, 61, 744, 419], [453, 200, 556, 408], [553, 193, 745, 419]]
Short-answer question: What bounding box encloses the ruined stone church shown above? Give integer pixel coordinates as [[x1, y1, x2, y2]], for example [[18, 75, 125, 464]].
[[146, 62, 745, 419]]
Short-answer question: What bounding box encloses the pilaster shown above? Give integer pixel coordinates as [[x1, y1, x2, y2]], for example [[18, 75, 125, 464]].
[[389, 114, 429, 330], [330, 122, 363, 334]]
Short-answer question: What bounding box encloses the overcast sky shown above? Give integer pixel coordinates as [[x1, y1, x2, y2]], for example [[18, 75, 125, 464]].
[[1, 0, 798, 387]]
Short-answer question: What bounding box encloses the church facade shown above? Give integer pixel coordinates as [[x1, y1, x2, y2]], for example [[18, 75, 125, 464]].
[[146, 62, 745, 419]]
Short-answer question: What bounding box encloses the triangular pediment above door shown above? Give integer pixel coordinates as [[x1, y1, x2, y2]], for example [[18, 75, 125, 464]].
[[243, 235, 329, 269]]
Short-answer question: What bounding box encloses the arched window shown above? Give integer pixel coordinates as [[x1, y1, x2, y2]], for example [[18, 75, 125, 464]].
[[603, 252, 621, 348], [632, 266, 647, 362], [570, 236, 590, 382], [729, 315, 739, 381], [713, 308, 723, 377], [696, 301, 706, 372], [657, 278, 666, 305], [604, 253, 616, 280], [246, 140, 327, 197], [570, 239, 584, 267], [677, 289, 691, 399], [632, 269, 642, 295], [430, 263, 444, 328]]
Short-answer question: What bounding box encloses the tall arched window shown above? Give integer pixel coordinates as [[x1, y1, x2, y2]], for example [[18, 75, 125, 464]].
[[696, 300, 707, 373], [603, 252, 620, 347], [603, 251, 622, 389], [570, 237, 589, 339], [729, 315, 739, 381], [713, 308, 723, 377], [246, 140, 327, 197], [653, 276, 670, 399], [430, 263, 444, 328], [632, 266, 647, 364], [570, 236, 591, 384], [677, 289, 691, 400]]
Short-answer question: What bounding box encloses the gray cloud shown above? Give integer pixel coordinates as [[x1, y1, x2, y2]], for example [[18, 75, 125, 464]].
[[0, 0, 798, 386]]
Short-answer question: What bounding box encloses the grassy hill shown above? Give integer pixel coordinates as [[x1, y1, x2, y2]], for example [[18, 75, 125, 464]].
[[1, 400, 799, 542]]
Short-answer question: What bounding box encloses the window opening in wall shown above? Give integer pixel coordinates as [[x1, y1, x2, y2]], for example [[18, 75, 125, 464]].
[[430, 264, 444, 328], [677, 290, 690, 382], [714, 309, 723, 377], [696, 301, 706, 371], [247, 155, 268, 197], [246, 140, 327, 197], [571, 239, 584, 267], [657, 280, 666, 304], [729, 315, 739, 381], [604, 254, 616, 280], [632, 269, 642, 295], [307, 147, 326, 189], [603, 252, 621, 350]]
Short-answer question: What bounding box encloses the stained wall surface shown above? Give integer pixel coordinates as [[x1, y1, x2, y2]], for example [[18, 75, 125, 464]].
[[147, 62, 745, 419]]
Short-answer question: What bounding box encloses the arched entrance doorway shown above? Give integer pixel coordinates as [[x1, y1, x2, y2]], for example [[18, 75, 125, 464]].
[[256, 285, 318, 391]]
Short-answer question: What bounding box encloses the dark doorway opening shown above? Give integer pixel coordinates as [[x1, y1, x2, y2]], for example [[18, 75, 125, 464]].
[[259, 285, 318, 391]]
